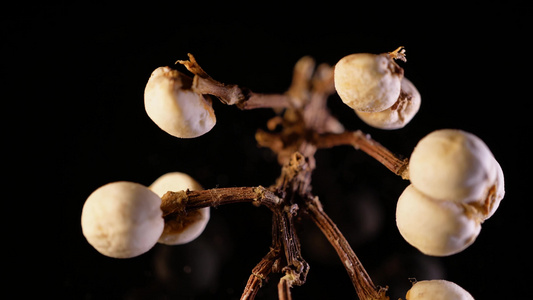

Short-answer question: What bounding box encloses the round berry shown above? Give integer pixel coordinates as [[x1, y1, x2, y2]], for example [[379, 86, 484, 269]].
[[81, 181, 164, 258], [409, 129, 498, 204], [334, 53, 403, 112], [405, 280, 474, 300], [396, 184, 481, 256], [355, 77, 420, 129], [144, 66, 216, 138]]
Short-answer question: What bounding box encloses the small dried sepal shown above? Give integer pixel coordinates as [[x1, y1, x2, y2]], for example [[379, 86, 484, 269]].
[[388, 46, 407, 62]]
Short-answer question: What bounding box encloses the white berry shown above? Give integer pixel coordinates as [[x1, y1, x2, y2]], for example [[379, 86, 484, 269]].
[[405, 280, 474, 300], [355, 77, 421, 129], [81, 181, 164, 258], [144, 66, 216, 138], [409, 129, 498, 205], [485, 159, 505, 219], [334, 52, 403, 112], [396, 184, 481, 256], [149, 172, 210, 245]]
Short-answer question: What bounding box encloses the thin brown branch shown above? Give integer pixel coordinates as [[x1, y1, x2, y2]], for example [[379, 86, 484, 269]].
[[239, 93, 293, 110], [306, 198, 389, 300], [193, 75, 245, 105], [269, 197, 309, 300], [278, 209, 309, 286], [314, 130, 409, 179], [241, 247, 281, 300], [286, 56, 315, 108], [177, 53, 292, 109], [304, 63, 343, 134], [160, 186, 281, 217], [278, 275, 293, 300]]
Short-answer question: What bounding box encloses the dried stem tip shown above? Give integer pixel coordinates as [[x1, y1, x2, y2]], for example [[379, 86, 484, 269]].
[[389, 46, 407, 62]]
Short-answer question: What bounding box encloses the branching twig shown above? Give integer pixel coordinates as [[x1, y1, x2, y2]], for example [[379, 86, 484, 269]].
[[314, 130, 409, 179], [160, 186, 281, 216], [165, 53, 411, 300], [177, 53, 293, 109], [241, 247, 282, 300], [278, 275, 294, 300], [306, 198, 389, 300], [278, 208, 309, 287]]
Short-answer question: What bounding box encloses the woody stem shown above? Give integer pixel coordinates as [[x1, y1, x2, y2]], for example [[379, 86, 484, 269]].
[[314, 130, 409, 179], [306, 198, 389, 300], [160, 186, 281, 217]]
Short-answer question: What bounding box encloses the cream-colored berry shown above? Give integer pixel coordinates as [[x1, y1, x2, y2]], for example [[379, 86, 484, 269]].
[[81, 181, 164, 258], [396, 184, 481, 256], [144, 66, 216, 138], [355, 77, 421, 129], [409, 129, 498, 204], [334, 53, 403, 112], [405, 280, 474, 300], [149, 172, 210, 245], [484, 159, 505, 220]]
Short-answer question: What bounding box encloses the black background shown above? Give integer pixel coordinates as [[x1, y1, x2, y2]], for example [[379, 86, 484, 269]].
[[5, 2, 531, 299]]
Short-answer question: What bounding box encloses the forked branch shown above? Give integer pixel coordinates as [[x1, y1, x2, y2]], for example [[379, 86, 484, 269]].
[[177, 53, 293, 109], [167, 53, 410, 300]]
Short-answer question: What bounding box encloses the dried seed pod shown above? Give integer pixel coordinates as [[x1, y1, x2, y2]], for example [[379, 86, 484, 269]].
[[150, 172, 210, 245], [355, 77, 421, 129], [81, 181, 164, 258], [144, 66, 216, 138], [409, 129, 499, 205], [334, 52, 403, 112], [405, 280, 474, 300], [396, 184, 481, 256]]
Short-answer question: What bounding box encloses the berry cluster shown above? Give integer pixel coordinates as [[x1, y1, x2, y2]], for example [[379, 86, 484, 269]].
[[81, 172, 209, 258], [334, 47, 421, 129], [82, 48, 504, 299], [397, 129, 504, 256]]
